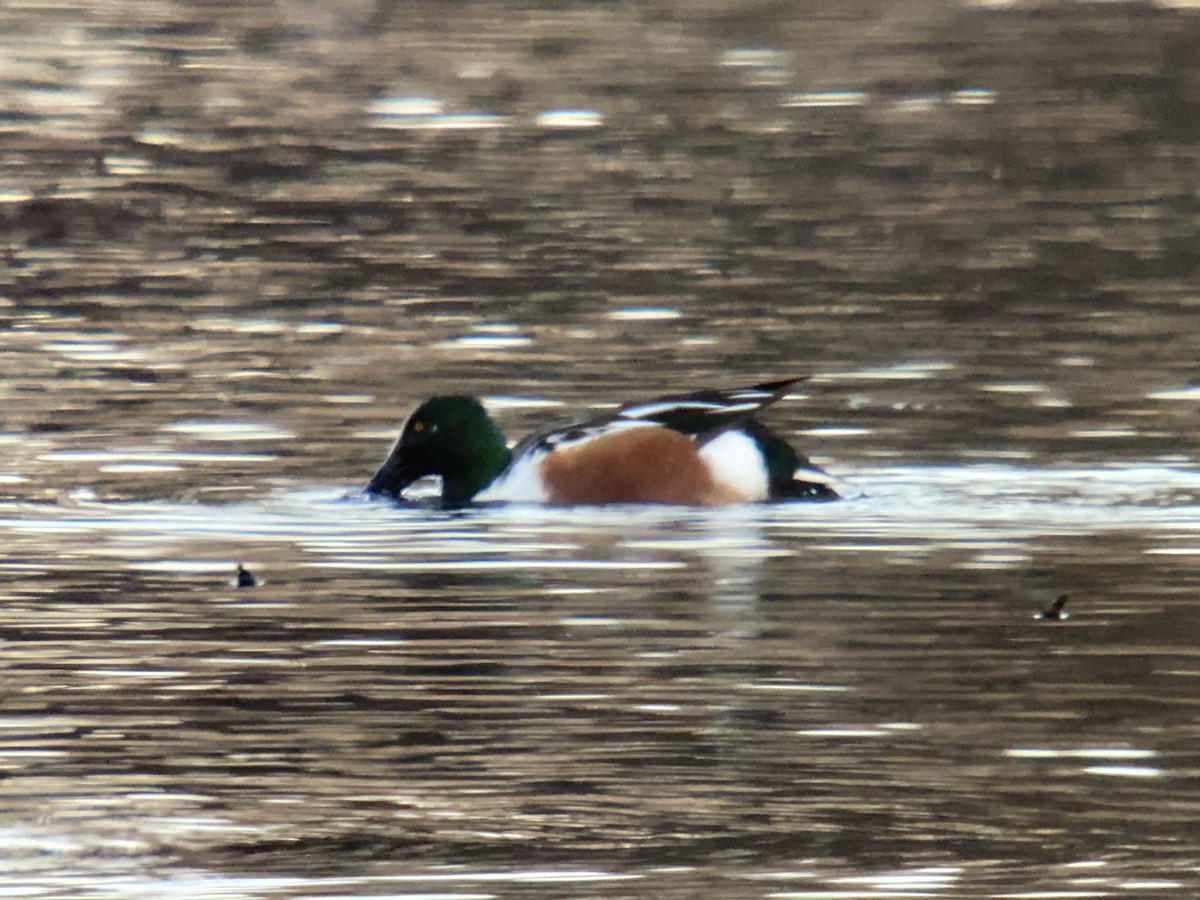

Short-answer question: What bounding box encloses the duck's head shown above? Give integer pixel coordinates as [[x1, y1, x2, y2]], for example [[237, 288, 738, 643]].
[[365, 395, 511, 508]]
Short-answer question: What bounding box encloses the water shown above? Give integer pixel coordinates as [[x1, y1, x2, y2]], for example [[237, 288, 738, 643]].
[[5, 0, 1200, 897], [4, 467, 1200, 898]]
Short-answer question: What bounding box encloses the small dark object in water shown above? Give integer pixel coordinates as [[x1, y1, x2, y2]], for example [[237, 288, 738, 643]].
[[236, 564, 258, 588], [1035, 593, 1069, 620]]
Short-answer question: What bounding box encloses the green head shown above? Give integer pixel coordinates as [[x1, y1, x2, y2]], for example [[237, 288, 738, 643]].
[[365, 396, 511, 508]]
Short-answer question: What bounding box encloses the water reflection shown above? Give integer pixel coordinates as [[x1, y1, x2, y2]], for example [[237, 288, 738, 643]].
[[2, 470, 1200, 897], [5, 431, 1190, 842], [10, 461, 1198, 574]]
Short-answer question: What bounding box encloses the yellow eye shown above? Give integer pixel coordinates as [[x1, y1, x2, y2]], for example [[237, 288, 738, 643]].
[[412, 420, 425, 433]]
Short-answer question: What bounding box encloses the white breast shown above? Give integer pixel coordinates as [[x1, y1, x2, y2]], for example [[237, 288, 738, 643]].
[[475, 451, 550, 503]]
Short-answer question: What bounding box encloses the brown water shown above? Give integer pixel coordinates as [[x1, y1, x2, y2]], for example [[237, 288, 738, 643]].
[[5, 1, 1200, 897]]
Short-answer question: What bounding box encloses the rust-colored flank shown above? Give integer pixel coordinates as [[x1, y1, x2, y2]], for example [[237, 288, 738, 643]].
[[539, 426, 744, 506]]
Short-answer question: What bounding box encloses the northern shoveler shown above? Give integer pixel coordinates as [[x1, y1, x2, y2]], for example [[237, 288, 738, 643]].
[[364, 378, 840, 508]]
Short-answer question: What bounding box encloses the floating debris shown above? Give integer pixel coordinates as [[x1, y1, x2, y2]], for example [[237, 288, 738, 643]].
[[1035, 593, 1070, 620]]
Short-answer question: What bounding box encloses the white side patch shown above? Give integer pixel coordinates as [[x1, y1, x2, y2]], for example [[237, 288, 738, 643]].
[[698, 430, 769, 502], [476, 450, 549, 503]]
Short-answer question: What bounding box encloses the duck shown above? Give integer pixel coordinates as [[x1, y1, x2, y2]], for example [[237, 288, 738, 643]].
[[364, 377, 840, 508]]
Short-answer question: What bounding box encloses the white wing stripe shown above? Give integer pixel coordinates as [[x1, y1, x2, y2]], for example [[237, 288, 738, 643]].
[[620, 400, 762, 418]]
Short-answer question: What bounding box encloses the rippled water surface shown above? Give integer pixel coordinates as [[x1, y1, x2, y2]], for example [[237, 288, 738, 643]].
[[7, 473, 1200, 900], [6, 0, 1200, 897]]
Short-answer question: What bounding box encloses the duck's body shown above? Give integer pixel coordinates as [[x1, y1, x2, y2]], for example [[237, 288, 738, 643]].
[[365, 378, 839, 508]]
